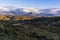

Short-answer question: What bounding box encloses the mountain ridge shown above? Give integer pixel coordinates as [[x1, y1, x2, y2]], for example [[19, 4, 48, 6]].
[[0, 6, 60, 16]]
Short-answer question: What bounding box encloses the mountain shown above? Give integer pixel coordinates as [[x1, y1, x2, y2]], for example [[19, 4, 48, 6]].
[[0, 6, 60, 16]]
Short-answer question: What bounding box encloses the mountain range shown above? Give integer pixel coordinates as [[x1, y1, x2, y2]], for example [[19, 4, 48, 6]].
[[0, 6, 60, 17]]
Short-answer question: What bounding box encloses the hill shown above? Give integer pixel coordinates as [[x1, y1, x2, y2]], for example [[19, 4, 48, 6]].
[[0, 14, 10, 20], [0, 15, 33, 21], [0, 17, 60, 40]]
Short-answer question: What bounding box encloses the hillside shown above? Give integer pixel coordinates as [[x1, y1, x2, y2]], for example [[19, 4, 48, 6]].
[[0, 15, 33, 21], [0, 14, 10, 20], [14, 16, 32, 20], [0, 17, 60, 40]]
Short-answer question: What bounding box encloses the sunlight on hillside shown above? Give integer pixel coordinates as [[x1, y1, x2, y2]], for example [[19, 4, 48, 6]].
[[0, 15, 10, 20], [14, 16, 32, 20]]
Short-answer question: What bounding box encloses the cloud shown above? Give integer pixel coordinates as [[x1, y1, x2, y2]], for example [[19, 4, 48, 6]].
[[23, 7, 40, 13], [50, 8, 60, 14]]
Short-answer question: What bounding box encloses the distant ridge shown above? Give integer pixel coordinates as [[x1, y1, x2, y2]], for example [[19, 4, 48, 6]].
[[0, 6, 60, 17]]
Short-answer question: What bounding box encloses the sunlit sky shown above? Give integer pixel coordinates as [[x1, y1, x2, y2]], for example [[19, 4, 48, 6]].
[[0, 0, 60, 9]]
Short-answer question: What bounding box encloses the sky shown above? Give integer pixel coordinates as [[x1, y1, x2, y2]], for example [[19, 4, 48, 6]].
[[0, 0, 60, 9]]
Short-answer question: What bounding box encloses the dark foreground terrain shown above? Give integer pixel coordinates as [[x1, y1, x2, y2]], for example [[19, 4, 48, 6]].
[[0, 17, 60, 40]]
